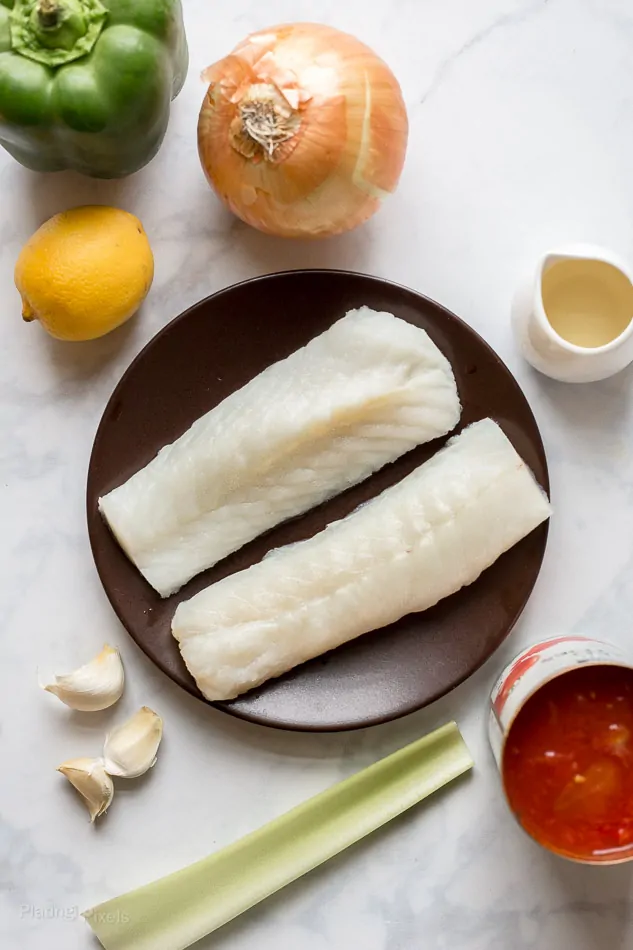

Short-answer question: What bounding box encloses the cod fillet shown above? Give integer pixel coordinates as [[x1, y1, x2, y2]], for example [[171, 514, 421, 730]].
[[99, 307, 461, 596], [173, 419, 552, 701]]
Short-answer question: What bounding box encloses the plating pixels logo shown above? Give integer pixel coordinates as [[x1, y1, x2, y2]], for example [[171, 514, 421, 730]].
[[19, 904, 131, 924]]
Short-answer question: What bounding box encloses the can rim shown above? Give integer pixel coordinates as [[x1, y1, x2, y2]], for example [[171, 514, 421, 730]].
[[499, 657, 633, 755], [497, 649, 633, 865]]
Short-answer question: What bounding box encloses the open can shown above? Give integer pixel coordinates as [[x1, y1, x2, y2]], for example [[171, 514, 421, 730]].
[[489, 635, 633, 864]]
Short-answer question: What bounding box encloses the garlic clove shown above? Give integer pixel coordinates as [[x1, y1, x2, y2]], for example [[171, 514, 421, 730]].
[[57, 757, 114, 822], [42, 644, 124, 711], [103, 706, 163, 779]]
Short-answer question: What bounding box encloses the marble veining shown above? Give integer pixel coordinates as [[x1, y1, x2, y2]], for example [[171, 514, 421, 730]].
[[2, 1, 633, 948]]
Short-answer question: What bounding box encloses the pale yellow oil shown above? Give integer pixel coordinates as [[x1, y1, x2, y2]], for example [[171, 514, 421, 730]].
[[541, 259, 633, 349]]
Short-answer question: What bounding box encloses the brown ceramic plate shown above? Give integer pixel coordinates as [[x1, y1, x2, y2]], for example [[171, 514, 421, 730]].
[[87, 270, 549, 731]]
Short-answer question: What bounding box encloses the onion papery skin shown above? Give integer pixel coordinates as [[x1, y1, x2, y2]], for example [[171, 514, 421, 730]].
[[197, 23, 409, 239]]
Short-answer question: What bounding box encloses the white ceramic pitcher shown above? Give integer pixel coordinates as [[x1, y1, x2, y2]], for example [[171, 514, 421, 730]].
[[512, 244, 633, 382]]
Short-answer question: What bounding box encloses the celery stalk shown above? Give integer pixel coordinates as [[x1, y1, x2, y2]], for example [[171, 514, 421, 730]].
[[84, 721, 472, 950]]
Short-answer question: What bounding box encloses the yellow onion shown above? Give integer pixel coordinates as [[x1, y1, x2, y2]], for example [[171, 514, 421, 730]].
[[197, 23, 408, 239]]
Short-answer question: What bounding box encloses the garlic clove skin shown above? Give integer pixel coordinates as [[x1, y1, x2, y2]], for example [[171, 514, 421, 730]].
[[57, 757, 114, 822], [103, 706, 163, 779], [42, 644, 124, 711]]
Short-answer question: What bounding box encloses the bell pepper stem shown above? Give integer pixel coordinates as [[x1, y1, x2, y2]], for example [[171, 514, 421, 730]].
[[37, 0, 62, 28]]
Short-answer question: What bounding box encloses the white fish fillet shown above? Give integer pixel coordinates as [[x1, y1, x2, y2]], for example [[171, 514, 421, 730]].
[[99, 307, 461, 597], [173, 419, 551, 701]]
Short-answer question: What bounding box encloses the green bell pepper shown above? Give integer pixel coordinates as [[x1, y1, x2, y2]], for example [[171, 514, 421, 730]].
[[0, 0, 188, 177]]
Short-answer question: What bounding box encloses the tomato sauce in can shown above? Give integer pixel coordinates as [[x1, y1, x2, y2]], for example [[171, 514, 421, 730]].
[[489, 636, 633, 864]]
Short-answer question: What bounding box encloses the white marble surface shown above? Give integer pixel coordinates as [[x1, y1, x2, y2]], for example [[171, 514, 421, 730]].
[[2, 1, 633, 947]]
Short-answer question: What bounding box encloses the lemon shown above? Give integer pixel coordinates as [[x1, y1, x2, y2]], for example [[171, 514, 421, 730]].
[[15, 206, 154, 342]]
